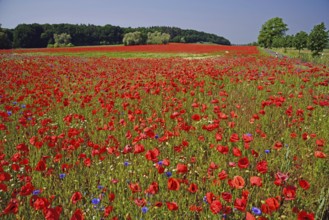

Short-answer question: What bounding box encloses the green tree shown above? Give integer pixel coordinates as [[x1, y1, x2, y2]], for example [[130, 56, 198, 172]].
[[13, 23, 44, 48], [147, 31, 170, 44], [294, 31, 308, 55], [258, 17, 288, 48], [0, 24, 12, 49], [308, 22, 328, 57], [123, 31, 145, 45], [53, 33, 72, 47]]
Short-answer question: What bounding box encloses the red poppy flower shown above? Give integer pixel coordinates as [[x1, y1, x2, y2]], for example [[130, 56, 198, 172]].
[[134, 198, 146, 207], [229, 176, 245, 189], [314, 151, 326, 158], [145, 148, 160, 162], [273, 141, 283, 150], [250, 176, 262, 187], [2, 198, 19, 214], [218, 170, 228, 180], [176, 163, 188, 174], [167, 178, 180, 191], [232, 147, 242, 157], [234, 197, 247, 211], [128, 182, 141, 193], [133, 144, 145, 154], [217, 145, 229, 154], [246, 212, 256, 220], [261, 197, 280, 214], [299, 179, 310, 190], [221, 192, 232, 202], [210, 200, 222, 214], [103, 206, 113, 217], [166, 202, 178, 211], [283, 185, 296, 200], [297, 210, 314, 220], [145, 182, 159, 195], [71, 192, 83, 204], [191, 114, 201, 121], [43, 206, 62, 220], [256, 160, 268, 174], [71, 209, 84, 220], [35, 159, 47, 172], [188, 183, 198, 193], [229, 133, 239, 142], [189, 205, 202, 212], [20, 182, 34, 196], [237, 157, 249, 169]]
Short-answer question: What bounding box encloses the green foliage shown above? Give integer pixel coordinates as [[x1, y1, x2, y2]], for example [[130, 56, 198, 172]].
[[13, 23, 45, 48], [258, 17, 288, 48], [146, 31, 170, 44], [53, 33, 72, 47], [294, 31, 308, 54], [308, 22, 329, 57], [123, 31, 146, 46], [6, 23, 230, 48], [0, 25, 12, 49]]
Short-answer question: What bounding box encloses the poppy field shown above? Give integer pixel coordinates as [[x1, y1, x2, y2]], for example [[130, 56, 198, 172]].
[[0, 44, 328, 220]]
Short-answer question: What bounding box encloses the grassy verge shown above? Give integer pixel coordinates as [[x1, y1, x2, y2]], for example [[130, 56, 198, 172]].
[[271, 48, 329, 66]]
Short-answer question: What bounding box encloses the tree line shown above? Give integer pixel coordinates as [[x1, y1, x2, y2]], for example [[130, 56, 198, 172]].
[[258, 17, 329, 57], [0, 23, 230, 49]]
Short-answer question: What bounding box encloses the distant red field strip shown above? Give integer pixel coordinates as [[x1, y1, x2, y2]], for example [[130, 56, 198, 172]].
[[0, 43, 258, 54]]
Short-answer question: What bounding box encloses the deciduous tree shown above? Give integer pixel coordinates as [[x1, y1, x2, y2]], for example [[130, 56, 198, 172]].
[[258, 17, 288, 48], [308, 22, 328, 57]]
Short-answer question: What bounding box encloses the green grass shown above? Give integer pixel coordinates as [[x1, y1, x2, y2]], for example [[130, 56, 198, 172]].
[[272, 48, 329, 66]]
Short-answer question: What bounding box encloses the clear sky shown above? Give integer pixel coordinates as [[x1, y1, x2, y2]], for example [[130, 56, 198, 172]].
[[0, 0, 328, 44]]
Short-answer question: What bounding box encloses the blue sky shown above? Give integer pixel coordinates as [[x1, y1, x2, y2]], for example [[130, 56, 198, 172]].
[[0, 0, 328, 44]]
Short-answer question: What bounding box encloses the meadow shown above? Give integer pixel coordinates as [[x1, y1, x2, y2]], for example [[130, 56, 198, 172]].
[[0, 44, 328, 220]]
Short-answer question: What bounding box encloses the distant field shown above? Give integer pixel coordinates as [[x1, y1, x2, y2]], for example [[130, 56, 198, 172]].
[[0, 43, 259, 58]]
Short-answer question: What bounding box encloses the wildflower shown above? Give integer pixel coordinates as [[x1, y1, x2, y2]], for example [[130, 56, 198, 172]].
[[21, 104, 26, 108], [59, 173, 66, 180], [7, 111, 12, 116], [265, 149, 270, 154], [141, 206, 149, 213], [165, 171, 172, 177], [155, 134, 159, 139], [92, 198, 101, 205], [97, 185, 104, 190], [252, 207, 262, 215], [124, 161, 130, 166], [157, 160, 163, 166], [32, 189, 41, 195]]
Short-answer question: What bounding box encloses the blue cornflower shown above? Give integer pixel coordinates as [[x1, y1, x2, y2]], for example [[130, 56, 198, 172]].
[[32, 189, 41, 195], [92, 198, 101, 205], [155, 134, 159, 139], [124, 161, 130, 166], [246, 133, 252, 137], [252, 207, 262, 215], [7, 111, 12, 116], [203, 196, 208, 204], [59, 173, 66, 179], [165, 171, 172, 177], [21, 104, 26, 108], [97, 185, 104, 190], [141, 206, 149, 213], [265, 149, 270, 154], [157, 160, 163, 166], [13, 101, 17, 105]]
